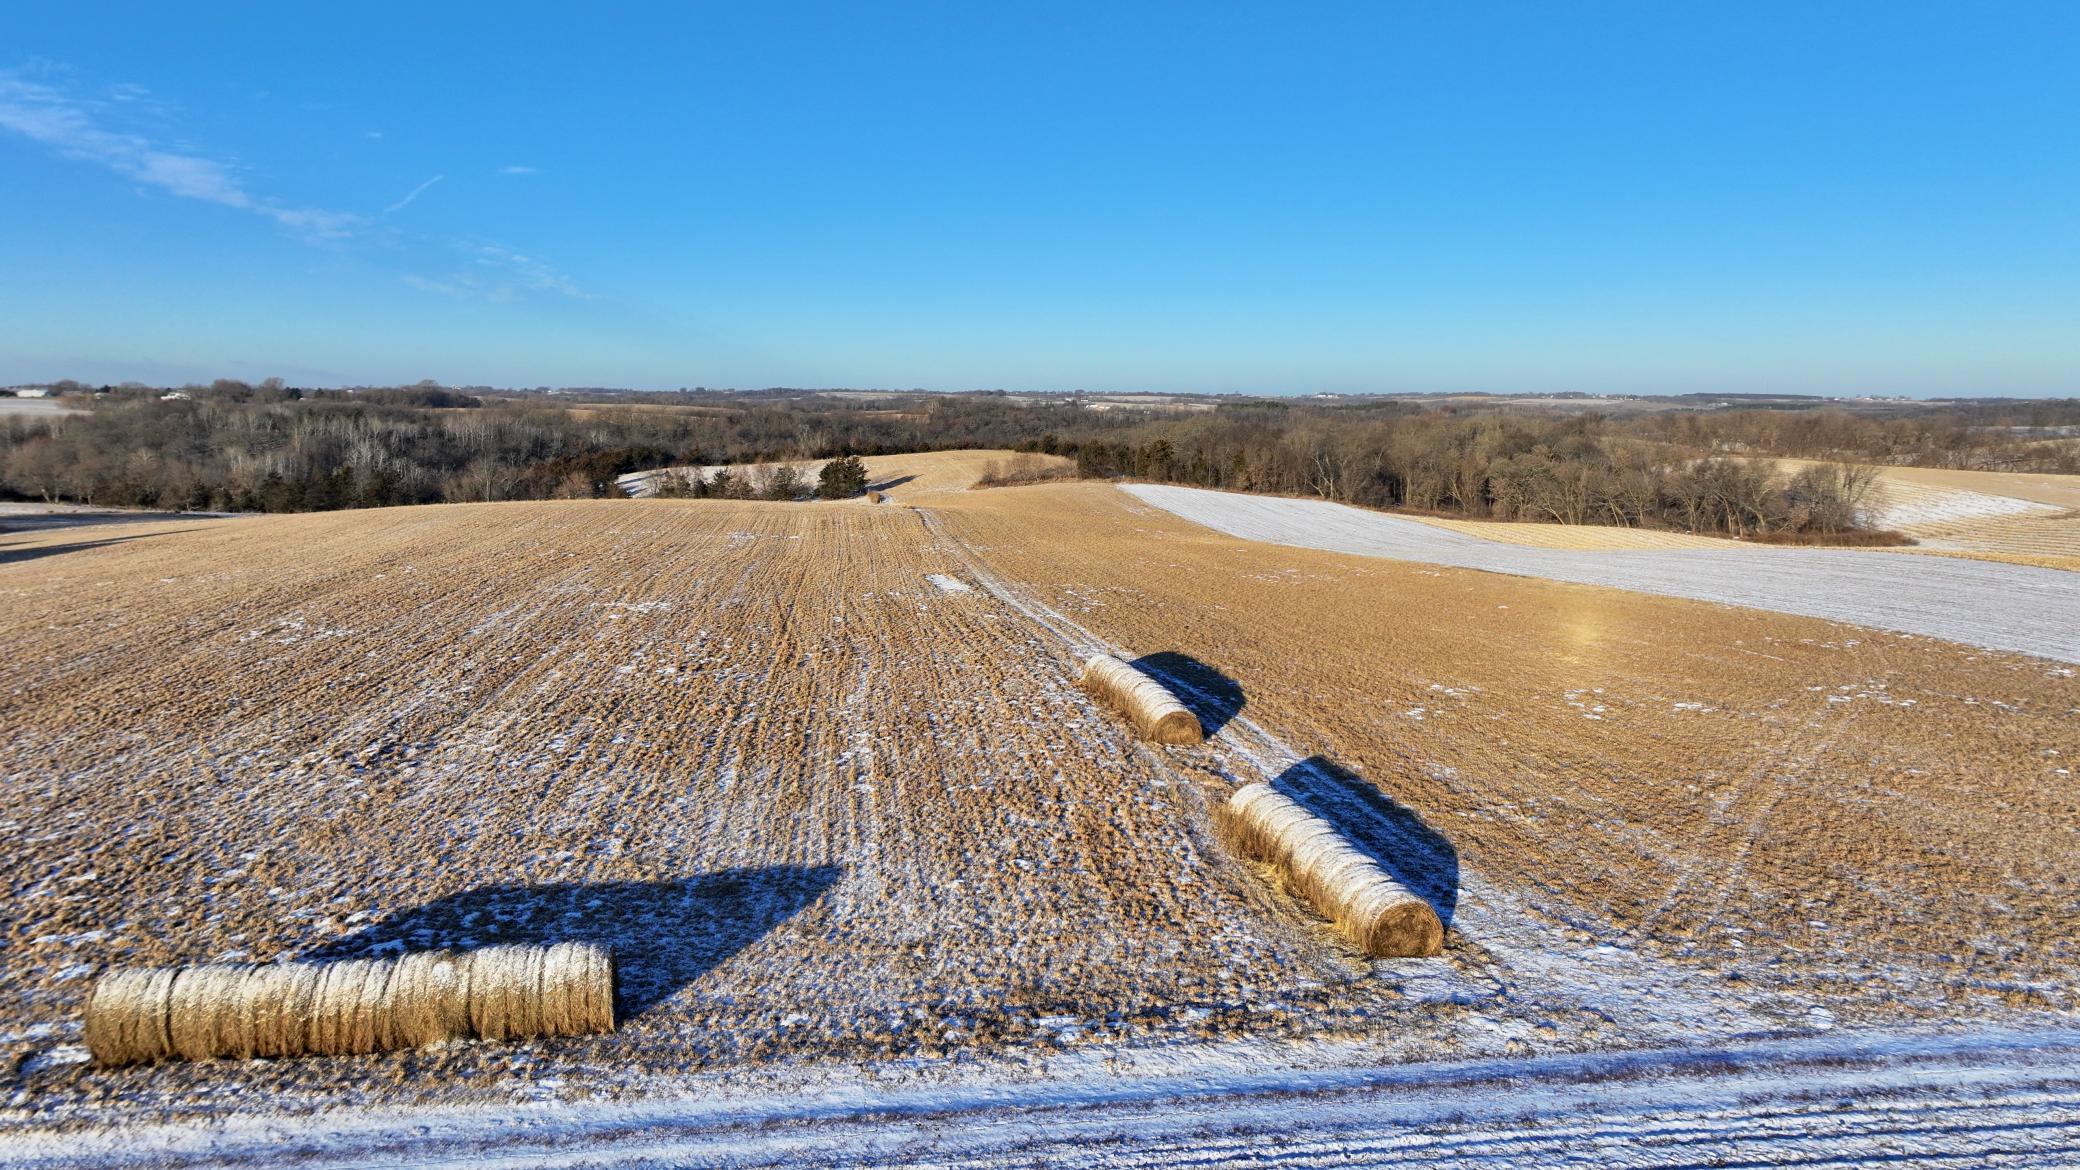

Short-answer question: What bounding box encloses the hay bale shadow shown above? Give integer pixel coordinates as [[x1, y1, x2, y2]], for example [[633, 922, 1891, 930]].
[[0, 534, 157, 565], [306, 866, 842, 1019], [866, 474, 918, 492], [1270, 757, 1458, 927], [1130, 652, 1246, 737]]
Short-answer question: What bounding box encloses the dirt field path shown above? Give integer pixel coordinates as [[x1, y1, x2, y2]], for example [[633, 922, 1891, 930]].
[[1125, 483, 2080, 662]]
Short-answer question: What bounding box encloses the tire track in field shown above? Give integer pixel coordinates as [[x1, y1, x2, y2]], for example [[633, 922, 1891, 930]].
[[913, 505, 1765, 1033], [1639, 698, 1863, 949]]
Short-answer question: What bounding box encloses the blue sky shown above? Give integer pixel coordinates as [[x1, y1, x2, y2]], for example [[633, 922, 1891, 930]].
[[2, 3, 2076, 395]]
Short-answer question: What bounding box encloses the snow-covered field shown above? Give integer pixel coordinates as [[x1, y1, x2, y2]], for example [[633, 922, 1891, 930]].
[[9, 1027, 2076, 1167], [1126, 484, 2080, 663], [1864, 478, 2062, 530], [0, 397, 85, 417], [0, 503, 231, 533]]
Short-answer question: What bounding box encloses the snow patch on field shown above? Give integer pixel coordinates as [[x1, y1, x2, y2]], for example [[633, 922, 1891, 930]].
[[925, 573, 972, 593], [1126, 484, 2080, 663], [1869, 483, 2061, 530]]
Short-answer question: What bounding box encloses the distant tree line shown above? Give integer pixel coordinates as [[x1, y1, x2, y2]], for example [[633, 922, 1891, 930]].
[[1065, 413, 1893, 537], [0, 385, 1098, 512], [3, 381, 2074, 538], [650, 455, 869, 500]]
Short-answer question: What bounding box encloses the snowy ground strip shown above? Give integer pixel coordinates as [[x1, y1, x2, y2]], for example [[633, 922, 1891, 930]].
[[1126, 484, 2080, 662], [9, 1027, 2077, 1168]]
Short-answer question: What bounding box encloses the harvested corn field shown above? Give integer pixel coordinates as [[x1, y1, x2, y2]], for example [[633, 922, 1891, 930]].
[[1392, 515, 1731, 550], [1346, 462, 2080, 567], [615, 448, 1068, 499], [0, 498, 1459, 1124], [1862, 474, 2080, 570], [1831, 462, 2080, 511], [934, 483, 2079, 1019], [2, 476, 2075, 1148], [1770, 459, 2080, 571]]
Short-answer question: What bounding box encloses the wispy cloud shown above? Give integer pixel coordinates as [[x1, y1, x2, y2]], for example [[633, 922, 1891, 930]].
[[498, 164, 536, 175], [402, 273, 476, 298], [465, 242, 590, 298], [0, 68, 362, 239], [5, 64, 593, 304], [383, 173, 443, 214], [406, 241, 593, 302]]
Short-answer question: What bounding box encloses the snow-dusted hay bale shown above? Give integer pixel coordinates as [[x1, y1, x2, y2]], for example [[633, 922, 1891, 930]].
[[1078, 653, 1203, 744], [249, 960, 325, 1058], [83, 942, 615, 1067], [82, 967, 178, 1068], [463, 942, 614, 1041], [378, 949, 468, 1050], [1215, 782, 1443, 957], [167, 963, 257, 1061]]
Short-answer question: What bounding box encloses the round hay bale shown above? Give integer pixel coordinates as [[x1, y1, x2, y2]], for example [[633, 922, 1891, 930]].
[[1077, 654, 1203, 745], [246, 961, 324, 1058], [463, 945, 530, 1042], [378, 949, 465, 1049], [540, 942, 615, 1036], [166, 965, 251, 1062], [344, 957, 393, 1055], [84, 966, 178, 1067], [309, 959, 387, 1056], [515, 943, 551, 1039], [82, 945, 617, 1065], [1217, 782, 1444, 958]]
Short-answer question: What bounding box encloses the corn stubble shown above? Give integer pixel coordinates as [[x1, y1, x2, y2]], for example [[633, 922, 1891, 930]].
[[6, 470, 2074, 1117], [938, 484, 2080, 1011], [2, 496, 1401, 1114]]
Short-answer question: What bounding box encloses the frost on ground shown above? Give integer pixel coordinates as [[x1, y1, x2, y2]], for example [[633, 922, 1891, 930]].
[[1, 487, 2075, 1159], [1864, 478, 2061, 529], [937, 484, 2077, 1035], [0, 500, 1515, 1127], [8, 1029, 2079, 1167], [1126, 483, 2080, 662]]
